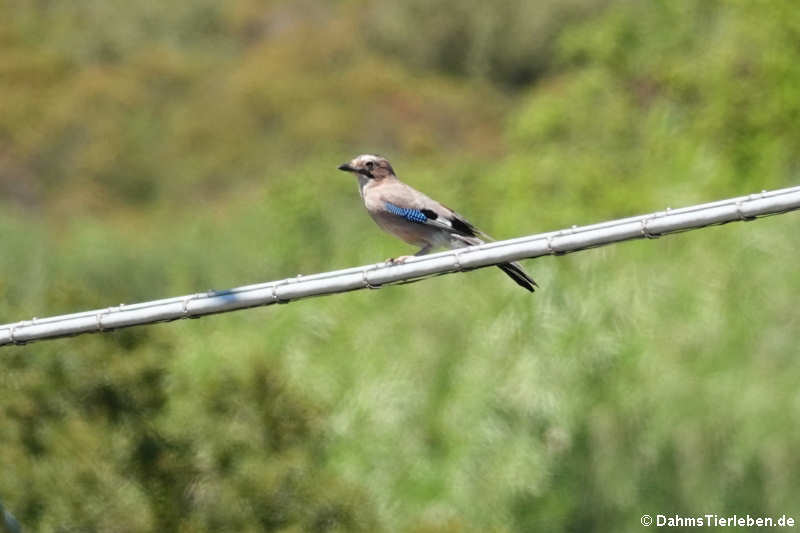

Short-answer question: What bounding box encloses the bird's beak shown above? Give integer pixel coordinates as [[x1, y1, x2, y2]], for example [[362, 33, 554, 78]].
[[337, 162, 355, 172]]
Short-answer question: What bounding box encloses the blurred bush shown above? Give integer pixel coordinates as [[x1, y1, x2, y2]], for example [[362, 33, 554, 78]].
[[363, 0, 609, 86]]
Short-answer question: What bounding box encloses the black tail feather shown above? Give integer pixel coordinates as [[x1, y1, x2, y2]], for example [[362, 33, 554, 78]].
[[497, 262, 537, 293]]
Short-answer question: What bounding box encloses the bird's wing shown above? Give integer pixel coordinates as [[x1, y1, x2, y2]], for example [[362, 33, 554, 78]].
[[378, 182, 490, 240]]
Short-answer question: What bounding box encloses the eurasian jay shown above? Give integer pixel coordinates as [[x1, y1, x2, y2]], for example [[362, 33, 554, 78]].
[[338, 154, 537, 292]]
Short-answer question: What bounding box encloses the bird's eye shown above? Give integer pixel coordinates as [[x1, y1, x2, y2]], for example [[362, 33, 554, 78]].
[[366, 161, 374, 170]]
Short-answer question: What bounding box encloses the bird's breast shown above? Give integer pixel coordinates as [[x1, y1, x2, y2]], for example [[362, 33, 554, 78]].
[[369, 211, 431, 246]]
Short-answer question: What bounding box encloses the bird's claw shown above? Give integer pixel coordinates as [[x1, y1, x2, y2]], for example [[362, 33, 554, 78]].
[[386, 255, 412, 264]]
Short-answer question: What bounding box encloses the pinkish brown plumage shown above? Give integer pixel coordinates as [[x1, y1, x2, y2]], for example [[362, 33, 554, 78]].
[[338, 154, 537, 292]]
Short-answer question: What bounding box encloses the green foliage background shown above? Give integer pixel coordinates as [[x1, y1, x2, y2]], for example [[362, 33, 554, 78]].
[[1, 0, 799, 531]]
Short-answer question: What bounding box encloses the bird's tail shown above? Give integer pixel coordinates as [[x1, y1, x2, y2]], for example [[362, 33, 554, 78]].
[[497, 262, 537, 293]]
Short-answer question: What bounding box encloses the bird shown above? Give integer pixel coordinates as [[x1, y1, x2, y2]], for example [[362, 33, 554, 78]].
[[338, 154, 537, 292]]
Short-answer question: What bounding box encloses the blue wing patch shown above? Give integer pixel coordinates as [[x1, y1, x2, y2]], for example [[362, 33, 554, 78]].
[[385, 202, 428, 223]]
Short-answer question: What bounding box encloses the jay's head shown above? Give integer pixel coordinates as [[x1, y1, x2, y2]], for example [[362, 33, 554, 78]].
[[338, 154, 395, 181]]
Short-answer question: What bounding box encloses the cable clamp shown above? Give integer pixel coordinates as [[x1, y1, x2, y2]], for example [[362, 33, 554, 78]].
[[546, 235, 555, 254], [182, 295, 197, 317], [363, 265, 383, 289], [272, 280, 291, 303], [736, 199, 756, 221], [453, 250, 463, 271], [641, 217, 658, 239], [271, 283, 280, 303], [735, 200, 747, 221]]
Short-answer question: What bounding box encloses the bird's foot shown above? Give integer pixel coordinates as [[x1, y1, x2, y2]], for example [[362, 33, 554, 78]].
[[386, 255, 413, 264]]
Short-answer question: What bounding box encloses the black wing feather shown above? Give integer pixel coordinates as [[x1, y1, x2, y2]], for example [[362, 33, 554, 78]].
[[449, 216, 478, 237]]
